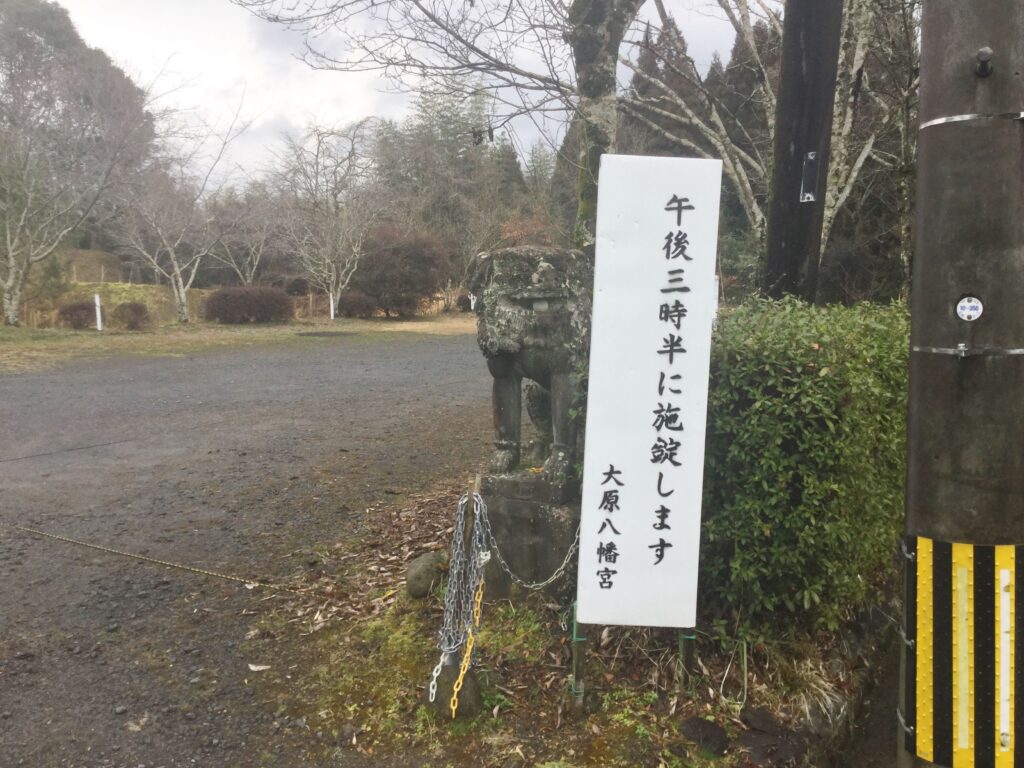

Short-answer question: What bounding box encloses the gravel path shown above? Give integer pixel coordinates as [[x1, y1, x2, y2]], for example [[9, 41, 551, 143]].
[[0, 330, 491, 767]]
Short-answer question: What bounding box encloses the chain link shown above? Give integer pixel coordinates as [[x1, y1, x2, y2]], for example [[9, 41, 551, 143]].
[[433, 492, 490, 717], [427, 653, 448, 703], [436, 495, 488, 655], [450, 630, 476, 718], [471, 577, 484, 628], [473, 494, 579, 591], [430, 492, 580, 713]]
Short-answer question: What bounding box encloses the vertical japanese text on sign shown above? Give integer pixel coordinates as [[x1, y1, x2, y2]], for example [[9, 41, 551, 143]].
[[576, 155, 723, 628]]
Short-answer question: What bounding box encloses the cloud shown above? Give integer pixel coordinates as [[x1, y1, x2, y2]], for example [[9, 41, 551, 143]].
[[55, 0, 739, 170]]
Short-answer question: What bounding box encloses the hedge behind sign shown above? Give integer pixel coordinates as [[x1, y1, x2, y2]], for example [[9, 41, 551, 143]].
[[699, 298, 909, 635]]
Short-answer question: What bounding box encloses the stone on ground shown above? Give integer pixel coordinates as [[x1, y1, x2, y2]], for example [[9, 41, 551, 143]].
[[406, 550, 448, 598]]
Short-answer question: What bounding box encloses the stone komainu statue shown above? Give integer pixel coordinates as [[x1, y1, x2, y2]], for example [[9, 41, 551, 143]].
[[469, 246, 592, 476]]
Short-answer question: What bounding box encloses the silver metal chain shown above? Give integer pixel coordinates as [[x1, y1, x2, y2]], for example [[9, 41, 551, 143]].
[[427, 492, 579, 701], [437, 494, 488, 654], [475, 493, 579, 591], [429, 493, 489, 701], [427, 654, 448, 703]]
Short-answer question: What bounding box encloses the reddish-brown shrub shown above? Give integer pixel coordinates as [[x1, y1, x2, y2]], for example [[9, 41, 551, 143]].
[[58, 300, 99, 330], [285, 277, 311, 296], [204, 287, 293, 324], [111, 302, 150, 331], [500, 214, 553, 246], [336, 289, 377, 318], [350, 227, 446, 317]]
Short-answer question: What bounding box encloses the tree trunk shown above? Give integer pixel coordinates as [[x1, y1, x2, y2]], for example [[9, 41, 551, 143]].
[[819, 0, 874, 264], [897, 168, 914, 294], [3, 266, 26, 326], [569, 0, 644, 251], [442, 278, 457, 312], [897, 87, 917, 295], [170, 274, 190, 323]]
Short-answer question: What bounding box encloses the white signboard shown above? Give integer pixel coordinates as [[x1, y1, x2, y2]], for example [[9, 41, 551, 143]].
[[576, 155, 723, 628]]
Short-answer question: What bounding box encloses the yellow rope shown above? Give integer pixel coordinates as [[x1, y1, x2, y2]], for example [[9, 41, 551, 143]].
[[9, 524, 316, 599]]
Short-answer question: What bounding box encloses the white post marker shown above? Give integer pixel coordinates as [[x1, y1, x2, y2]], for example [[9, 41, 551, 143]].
[[94, 293, 103, 332], [576, 155, 723, 628]]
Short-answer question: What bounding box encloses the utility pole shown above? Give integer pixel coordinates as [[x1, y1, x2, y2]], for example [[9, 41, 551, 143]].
[[900, 3, 1024, 767], [762, 0, 844, 301]]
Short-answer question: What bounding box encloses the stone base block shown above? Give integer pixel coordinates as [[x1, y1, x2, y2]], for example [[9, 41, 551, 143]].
[[427, 665, 484, 721], [480, 472, 580, 599]]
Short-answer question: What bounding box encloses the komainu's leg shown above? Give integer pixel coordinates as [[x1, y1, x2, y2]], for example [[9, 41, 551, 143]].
[[524, 381, 553, 465], [488, 354, 521, 473], [543, 370, 575, 477]]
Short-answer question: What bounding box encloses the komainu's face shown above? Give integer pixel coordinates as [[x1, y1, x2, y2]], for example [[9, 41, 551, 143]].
[[472, 247, 590, 358]]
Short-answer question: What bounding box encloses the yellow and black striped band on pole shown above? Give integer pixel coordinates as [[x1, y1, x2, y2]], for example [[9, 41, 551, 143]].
[[904, 536, 1021, 767]]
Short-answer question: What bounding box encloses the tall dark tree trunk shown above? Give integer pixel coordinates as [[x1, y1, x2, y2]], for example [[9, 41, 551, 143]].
[[762, 0, 844, 301], [568, 0, 644, 251]]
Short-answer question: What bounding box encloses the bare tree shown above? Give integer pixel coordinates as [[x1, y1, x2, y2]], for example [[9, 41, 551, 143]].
[[619, 0, 781, 237], [237, 0, 918, 282], [232, 0, 644, 247], [620, 0, 919, 278], [208, 181, 281, 285], [113, 116, 243, 323], [275, 122, 375, 315], [0, 1, 153, 325], [822, 0, 920, 282]]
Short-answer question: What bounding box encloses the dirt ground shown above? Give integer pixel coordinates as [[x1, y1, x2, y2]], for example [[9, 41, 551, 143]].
[[843, 648, 899, 767], [0, 324, 492, 767], [0, 317, 902, 768]]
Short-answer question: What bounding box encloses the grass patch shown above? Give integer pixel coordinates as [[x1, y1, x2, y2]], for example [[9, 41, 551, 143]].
[[0, 314, 476, 373], [227, 479, 870, 767], [242, 582, 780, 767]]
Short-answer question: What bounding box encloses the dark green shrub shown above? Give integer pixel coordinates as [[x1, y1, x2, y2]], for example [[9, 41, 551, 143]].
[[204, 287, 293, 324], [700, 298, 909, 635], [57, 300, 98, 330], [336, 289, 376, 318], [111, 301, 150, 331]]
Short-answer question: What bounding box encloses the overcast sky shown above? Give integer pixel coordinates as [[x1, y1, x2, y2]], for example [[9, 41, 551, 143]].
[[56, 0, 737, 173]]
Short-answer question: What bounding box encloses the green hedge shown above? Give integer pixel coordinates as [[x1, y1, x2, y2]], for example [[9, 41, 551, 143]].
[[699, 298, 909, 635]]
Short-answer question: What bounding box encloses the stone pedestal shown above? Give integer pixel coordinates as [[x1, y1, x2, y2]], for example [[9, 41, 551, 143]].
[[481, 472, 580, 599], [427, 665, 484, 721]]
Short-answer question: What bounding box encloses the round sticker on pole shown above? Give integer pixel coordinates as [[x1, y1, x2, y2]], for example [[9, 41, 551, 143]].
[[956, 296, 983, 322]]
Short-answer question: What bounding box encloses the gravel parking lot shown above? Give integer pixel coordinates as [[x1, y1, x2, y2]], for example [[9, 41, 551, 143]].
[[0, 329, 491, 767]]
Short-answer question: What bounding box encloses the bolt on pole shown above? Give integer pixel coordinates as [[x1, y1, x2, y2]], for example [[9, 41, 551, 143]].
[[900, 3, 1024, 767]]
